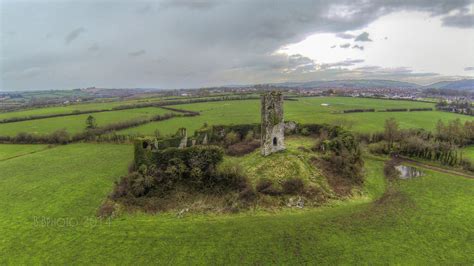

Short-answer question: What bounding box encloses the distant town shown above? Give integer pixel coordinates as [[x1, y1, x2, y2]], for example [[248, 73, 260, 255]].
[[1, 79, 473, 116]]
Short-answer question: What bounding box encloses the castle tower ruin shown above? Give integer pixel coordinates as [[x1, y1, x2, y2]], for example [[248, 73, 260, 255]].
[[261, 91, 285, 156]]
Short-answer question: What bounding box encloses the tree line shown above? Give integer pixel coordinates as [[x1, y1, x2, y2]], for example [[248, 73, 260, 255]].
[[366, 118, 474, 171], [0, 112, 185, 145]]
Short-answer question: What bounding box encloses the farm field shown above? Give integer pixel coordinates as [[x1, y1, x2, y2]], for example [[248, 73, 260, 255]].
[[0, 144, 49, 161], [0, 140, 473, 264], [0, 94, 244, 121], [119, 97, 471, 136], [0, 101, 129, 121], [2, 97, 470, 137], [0, 96, 180, 121], [0, 107, 174, 136], [463, 146, 474, 162]]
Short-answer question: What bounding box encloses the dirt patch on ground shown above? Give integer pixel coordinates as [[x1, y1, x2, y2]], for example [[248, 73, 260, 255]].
[[226, 140, 260, 156]]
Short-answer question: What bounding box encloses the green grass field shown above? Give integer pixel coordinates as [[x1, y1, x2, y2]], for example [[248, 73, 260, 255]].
[[0, 107, 174, 136], [119, 97, 471, 136], [0, 144, 49, 161], [463, 146, 474, 162], [0, 96, 182, 121], [0, 94, 240, 121], [2, 97, 470, 137], [1, 141, 472, 264], [0, 101, 128, 121]]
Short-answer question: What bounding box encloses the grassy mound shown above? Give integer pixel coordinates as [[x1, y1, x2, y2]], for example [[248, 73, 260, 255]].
[[220, 135, 363, 205], [110, 135, 362, 213], [223, 136, 329, 189]]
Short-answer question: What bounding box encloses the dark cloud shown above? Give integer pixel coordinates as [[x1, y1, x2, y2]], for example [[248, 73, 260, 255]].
[[352, 45, 364, 50], [336, 32, 355, 39], [465, 67, 474, 71], [65, 27, 85, 45], [330, 45, 336, 48], [442, 14, 474, 28], [128, 50, 146, 57], [340, 43, 351, 48], [354, 32, 372, 42], [2, 0, 473, 90]]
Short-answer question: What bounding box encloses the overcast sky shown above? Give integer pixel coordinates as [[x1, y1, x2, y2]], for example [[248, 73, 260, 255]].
[[1, 0, 474, 91]]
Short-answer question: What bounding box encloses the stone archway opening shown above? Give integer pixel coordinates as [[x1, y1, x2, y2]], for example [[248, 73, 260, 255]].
[[273, 137, 278, 146]]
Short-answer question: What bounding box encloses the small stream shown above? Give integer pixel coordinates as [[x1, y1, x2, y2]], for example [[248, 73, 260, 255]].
[[395, 165, 423, 179]]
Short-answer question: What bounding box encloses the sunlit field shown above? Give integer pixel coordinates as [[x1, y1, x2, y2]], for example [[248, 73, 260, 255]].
[[118, 97, 470, 136]]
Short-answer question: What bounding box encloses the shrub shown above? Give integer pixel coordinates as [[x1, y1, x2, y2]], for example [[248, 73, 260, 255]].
[[460, 159, 474, 172], [256, 178, 281, 195], [129, 172, 155, 197], [226, 140, 260, 156], [97, 201, 116, 218], [244, 131, 255, 142], [111, 176, 131, 199], [238, 187, 257, 202], [384, 160, 400, 180], [49, 129, 70, 144], [342, 109, 375, 113], [210, 163, 250, 192], [325, 151, 364, 184], [368, 141, 389, 155], [384, 108, 408, 112], [282, 178, 305, 195], [300, 127, 310, 136], [303, 185, 326, 201], [224, 131, 240, 146]]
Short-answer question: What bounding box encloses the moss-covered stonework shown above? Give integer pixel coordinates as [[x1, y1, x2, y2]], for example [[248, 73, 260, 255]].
[[261, 91, 285, 156]]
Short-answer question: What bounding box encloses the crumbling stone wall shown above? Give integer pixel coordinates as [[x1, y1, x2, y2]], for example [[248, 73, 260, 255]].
[[261, 91, 285, 156]]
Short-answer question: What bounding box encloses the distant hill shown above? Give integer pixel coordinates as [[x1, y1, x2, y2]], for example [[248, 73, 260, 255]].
[[424, 79, 474, 90], [272, 79, 420, 89]]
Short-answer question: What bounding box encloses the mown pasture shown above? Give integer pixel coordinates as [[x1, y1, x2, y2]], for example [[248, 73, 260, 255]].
[[2, 97, 471, 137], [0, 94, 242, 121], [0, 101, 128, 121], [119, 97, 471, 136], [0, 107, 174, 136], [0, 141, 472, 264], [0, 144, 49, 161]]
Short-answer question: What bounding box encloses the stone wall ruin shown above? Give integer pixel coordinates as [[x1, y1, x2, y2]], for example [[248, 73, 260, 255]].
[[261, 91, 285, 156]]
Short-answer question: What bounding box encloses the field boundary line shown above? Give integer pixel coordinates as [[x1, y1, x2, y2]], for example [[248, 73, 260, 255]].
[[0, 146, 55, 162]]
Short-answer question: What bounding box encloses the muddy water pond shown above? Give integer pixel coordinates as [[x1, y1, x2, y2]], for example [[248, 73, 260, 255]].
[[395, 165, 424, 179]]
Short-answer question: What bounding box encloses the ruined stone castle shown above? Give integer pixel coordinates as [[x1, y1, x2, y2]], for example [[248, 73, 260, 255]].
[[136, 90, 287, 158], [261, 91, 285, 156]]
